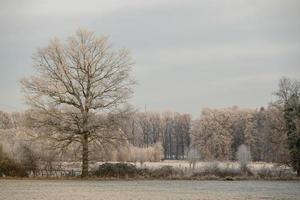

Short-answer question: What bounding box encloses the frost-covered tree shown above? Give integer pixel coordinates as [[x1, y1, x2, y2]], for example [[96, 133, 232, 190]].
[[192, 108, 233, 160], [161, 111, 191, 159], [236, 144, 251, 174], [152, 142, 164, 161], [284, 95, 300, 176], [260, 107, 289, 163], [21, 29, 135, 177], [274, 77, 300, 176], [137, 112, 162, 147], [275, 77, 300, 176], [0, 111, 13, 129], [191, 106, 288, 163], [187, 145, 201, 171]]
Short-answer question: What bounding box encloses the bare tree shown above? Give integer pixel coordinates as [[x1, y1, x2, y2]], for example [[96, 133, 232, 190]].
[[0, 111, 13, 129], [274, 77, 300, 105], [274, 77, 300, 176], [187, 144, 201, 171], [236, 144, 251, 174], [19, 143, 39, 176], [21, 29, 135, 177]]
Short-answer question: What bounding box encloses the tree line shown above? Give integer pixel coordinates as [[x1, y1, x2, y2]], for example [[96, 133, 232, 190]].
[[0, 101, 294, 164]]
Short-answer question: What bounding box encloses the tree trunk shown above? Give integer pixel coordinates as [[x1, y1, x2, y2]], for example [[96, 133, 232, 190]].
[[81, 133, 89, 178]]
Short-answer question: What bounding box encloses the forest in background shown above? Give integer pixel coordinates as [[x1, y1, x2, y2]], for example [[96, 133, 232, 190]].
[[0, 99, 291, 164]]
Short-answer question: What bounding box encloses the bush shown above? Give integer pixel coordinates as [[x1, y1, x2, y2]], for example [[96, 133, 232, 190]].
[[93, 163, 182, 179], [116, 147, 130, 163], [150, 166, 180, 178], [94, 163, 139, 178], [152, 142, 164, 162], [19, 144, 38, 174], [0, 145, 27, 177], [112, 143, 164, 165], [271, 164, 295, 177], [192, 162, 243, 178], [252, 164, 296, 179], [257, 168, 273, 178], [215, 167, 242, 177]]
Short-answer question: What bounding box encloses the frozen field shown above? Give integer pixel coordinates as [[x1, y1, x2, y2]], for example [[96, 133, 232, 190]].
[[0, 179, 299, 200]]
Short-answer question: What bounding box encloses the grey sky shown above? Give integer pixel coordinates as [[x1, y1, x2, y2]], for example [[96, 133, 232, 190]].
[[0, 0, 299, 117]]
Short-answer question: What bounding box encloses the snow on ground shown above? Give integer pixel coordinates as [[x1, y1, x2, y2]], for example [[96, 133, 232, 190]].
[[60, 160, 287, 172]]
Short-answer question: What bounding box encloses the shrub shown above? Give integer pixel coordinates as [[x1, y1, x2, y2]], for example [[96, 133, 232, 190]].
[[152, 142, 164, 162], [192, 162, 243, 178], [19, 144, 38, 175], [271, 164, 295, 177], [116, 146, 130, 163], [150, 166, 180, 178], [0, 145, 27, 177], [94, 163, 139, 178], [254, 164, 292, 178], [136, 148, 148, 166], [93, 163, 182, 179], [216, 166, 242, 177], [112, 143, 164, 165], [256, 166, 274, 178]]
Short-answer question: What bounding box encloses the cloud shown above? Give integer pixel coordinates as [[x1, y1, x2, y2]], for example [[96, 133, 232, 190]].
[[0, 0, 299, 116]]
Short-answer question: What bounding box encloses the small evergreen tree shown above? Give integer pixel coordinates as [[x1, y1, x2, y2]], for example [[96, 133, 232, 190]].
[[274, 77, 300, 176], [284, 94, 300, 176]]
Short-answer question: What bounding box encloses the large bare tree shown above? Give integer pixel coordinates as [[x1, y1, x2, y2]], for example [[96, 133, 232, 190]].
[[21, 29, 135, 177]]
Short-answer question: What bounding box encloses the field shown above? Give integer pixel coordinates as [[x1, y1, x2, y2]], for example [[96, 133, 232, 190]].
[[1, 179, 299, 200]]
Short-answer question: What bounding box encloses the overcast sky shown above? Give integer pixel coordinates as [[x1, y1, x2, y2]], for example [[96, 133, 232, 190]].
[[0, 0, 299, 117]]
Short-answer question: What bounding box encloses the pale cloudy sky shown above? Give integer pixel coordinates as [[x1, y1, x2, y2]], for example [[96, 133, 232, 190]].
[[0, 0, 299, 116]]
